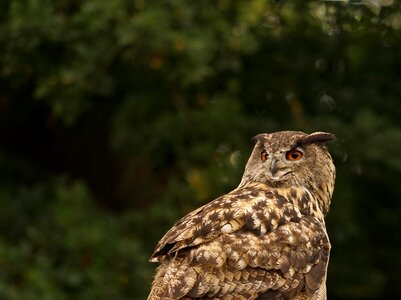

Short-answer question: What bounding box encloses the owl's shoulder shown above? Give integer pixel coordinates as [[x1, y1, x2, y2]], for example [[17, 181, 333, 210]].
[[149, 183, 315, 262]]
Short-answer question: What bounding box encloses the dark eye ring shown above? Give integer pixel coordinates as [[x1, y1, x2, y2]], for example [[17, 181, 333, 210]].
[[261, 150, 268, 162], [286, 149, 303, 161]]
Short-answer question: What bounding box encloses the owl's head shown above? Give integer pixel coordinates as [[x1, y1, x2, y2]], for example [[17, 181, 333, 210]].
[[239, 131, 336, 208]]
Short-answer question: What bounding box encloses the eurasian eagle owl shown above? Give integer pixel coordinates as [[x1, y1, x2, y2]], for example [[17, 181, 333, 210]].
[[148, 131, 336, 300]]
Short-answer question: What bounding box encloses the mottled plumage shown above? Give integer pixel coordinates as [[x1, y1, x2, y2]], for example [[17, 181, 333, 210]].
[[148, 131, 336, 300]]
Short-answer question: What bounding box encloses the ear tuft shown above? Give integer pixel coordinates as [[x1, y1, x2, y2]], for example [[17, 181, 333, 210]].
[[298, 132, 336, 146], [251, 134, 266, 144]]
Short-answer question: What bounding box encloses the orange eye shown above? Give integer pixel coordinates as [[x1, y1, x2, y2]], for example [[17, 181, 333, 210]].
[[286, 149, 303, 161], [261, 150, 269, 162]]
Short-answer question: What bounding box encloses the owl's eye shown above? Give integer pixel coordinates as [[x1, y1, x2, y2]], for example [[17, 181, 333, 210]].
[[260, 150, 269, 162], [286, 149, 303, 161]]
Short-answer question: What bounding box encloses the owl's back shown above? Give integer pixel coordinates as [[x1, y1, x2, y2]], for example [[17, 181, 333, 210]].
[[148, 183, 330, 300]]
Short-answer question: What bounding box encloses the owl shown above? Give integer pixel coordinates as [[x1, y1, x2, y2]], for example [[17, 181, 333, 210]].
[[147, 131, 336, 300]]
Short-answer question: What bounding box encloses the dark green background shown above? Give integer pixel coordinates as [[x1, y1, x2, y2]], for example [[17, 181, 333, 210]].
[[1, 0, 401, 299]]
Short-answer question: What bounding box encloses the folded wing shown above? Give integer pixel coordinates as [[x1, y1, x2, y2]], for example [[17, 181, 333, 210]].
[[148, 183, 330, 300]]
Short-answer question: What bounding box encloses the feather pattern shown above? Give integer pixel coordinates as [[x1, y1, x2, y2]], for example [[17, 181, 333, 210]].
[[148, 184, 330, 300]]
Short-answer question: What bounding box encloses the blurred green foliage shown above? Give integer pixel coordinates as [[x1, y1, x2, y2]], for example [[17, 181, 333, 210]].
[[1, 0, 401, 299], [0, 180, 150, 299]]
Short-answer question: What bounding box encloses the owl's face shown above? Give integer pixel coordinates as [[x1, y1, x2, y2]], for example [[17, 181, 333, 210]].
[[239, 131, 336, 198]]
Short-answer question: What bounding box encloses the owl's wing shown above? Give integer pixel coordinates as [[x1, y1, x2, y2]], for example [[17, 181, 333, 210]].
[[148, 183, 330, 299], [150, 183, 277, 262]]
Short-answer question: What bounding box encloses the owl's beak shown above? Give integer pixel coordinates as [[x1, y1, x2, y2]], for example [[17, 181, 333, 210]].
[[270, 157, 278, 176], [267, 156, 291, 181]]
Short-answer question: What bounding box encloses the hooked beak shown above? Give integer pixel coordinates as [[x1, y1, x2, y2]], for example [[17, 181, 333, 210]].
[[270, 157, 278, 176], [266, 156, 292, 180]]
